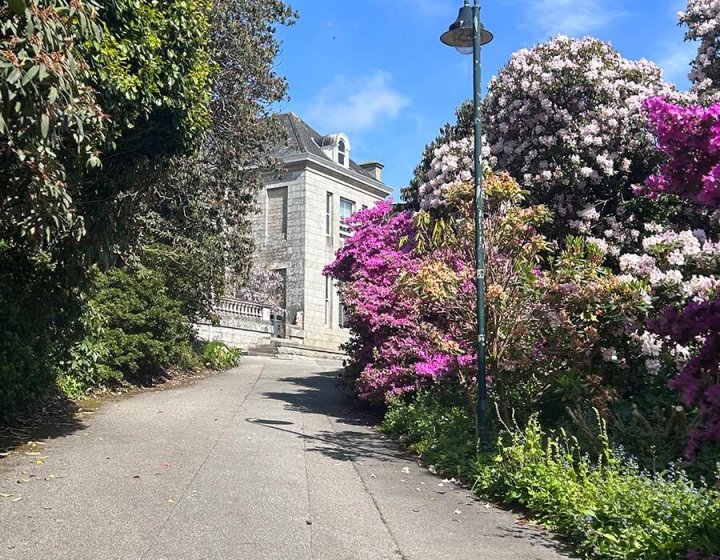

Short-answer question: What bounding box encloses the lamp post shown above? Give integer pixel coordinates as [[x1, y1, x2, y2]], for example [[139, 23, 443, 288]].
[[440, 1, 493, 449]]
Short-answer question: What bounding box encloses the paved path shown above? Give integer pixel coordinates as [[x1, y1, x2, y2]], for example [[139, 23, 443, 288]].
[[0, 357, 569, 560]]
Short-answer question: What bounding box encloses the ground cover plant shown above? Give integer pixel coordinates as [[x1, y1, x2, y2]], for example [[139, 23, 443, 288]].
[[381, 394, 720, 560]]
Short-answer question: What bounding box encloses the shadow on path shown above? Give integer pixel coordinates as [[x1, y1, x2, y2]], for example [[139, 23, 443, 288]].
[[0, 395, 90, 457], [258, 368, 407, 464], [263, 369, 383, 425], [246, 418, 406, 463], [260, 365, 578, 558]]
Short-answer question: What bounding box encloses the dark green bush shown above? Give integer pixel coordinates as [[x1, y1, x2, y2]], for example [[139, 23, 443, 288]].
[[0, 245, 80, 422], [56, 300, 114, 398], [89, 265, 194, 383]]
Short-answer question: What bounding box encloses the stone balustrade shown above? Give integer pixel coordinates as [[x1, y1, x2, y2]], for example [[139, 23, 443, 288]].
[[216, 297, 272, 321], [194, 297, 279, 348]]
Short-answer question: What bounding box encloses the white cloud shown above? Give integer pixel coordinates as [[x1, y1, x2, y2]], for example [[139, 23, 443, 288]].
[[524, 0, 626, 37], [306, 71, 411, 132], [657, 39, 698, 87]]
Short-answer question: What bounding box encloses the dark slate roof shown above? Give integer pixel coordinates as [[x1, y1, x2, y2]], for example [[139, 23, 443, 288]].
[[274, 112, 377, 180]]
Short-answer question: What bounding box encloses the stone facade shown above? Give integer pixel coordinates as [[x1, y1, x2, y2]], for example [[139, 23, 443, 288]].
[[250, 113, 391, 350]]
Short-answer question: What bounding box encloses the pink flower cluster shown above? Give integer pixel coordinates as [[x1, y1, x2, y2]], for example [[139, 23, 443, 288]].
[[418, 137, 496, 210], [483, 35, 682, 233], [641, 97, 720, 457], [324, 201, 459, 402], [641, 97, 720, 206]]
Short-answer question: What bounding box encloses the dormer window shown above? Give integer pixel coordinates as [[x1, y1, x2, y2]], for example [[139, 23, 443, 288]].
[[317, 133, 351, 168], [337, 139, 346, 166]]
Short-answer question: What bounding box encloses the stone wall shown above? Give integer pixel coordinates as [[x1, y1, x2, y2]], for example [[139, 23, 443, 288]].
[[250, 169, 306, 327], [250, 154, 389, 351], [302, 166, 384, 349]]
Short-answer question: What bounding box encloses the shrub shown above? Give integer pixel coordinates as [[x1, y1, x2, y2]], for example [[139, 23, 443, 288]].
[[56, 301, 114, 398], [90, 265, 194, 382], [483, 35, 684, 239], [202, 341, 242, 370]]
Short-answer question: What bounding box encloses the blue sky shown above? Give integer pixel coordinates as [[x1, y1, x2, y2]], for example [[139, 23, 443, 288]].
[[274, 0, 697, 198]]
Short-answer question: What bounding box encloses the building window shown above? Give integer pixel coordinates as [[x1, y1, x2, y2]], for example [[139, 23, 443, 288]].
[[324, 275, 332, 327], [273, 268, 287, 309], [266, 187, 288, 239], [337, 139, 346, 166], [339, 197, 354, 238], [326, 192, 333, 237], [338, 301, 348, 329]]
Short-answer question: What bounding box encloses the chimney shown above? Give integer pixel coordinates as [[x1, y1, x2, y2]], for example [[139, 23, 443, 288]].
[[359, 161, 384, 181]]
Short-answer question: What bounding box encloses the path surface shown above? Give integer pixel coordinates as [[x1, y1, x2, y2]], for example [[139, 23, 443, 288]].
[[0, 357, 569, 560]]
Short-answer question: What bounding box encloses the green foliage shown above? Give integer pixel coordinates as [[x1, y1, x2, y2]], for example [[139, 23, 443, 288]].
[[0, 0, 107, 248], [381, 389, 477, 480], [89, 264, 194, 382], [1, 0, 217, 270], [0, 244, 80, 421], [476, 417, 720, 559], [56, 300, 114, 397], [383, 390, 720, 560], [202, 341, 242, 370], [94, 0, 213, 146]]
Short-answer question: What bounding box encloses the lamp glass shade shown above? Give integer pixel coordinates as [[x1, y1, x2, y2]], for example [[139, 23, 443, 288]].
[[440, 5, 494, 49]]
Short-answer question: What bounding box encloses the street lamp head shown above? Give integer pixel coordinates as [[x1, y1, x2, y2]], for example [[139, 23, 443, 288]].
[[440, 4, 493, 54]]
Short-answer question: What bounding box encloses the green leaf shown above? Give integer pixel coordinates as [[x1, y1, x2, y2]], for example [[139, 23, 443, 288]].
[[41, 113, 49, 138], [7, 68, 21, 84], [8, 0, 26, 16], [21, 64, 39, 86]]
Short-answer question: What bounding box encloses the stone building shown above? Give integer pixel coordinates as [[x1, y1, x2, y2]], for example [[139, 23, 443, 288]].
[[249, 113, 391, 350]]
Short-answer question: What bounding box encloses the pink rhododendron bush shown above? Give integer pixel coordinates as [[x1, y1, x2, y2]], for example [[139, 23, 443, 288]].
[[681, 0, 720, 102], [482, 35, 687, 239]]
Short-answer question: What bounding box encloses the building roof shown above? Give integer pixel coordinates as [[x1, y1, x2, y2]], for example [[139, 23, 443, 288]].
[[274, 112, 378, 180]]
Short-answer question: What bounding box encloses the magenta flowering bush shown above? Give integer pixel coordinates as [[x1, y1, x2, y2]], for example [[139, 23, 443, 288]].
[[641, 97, 720, 206], [638, 97, 720, 457], [323, 200, 437, 401]]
